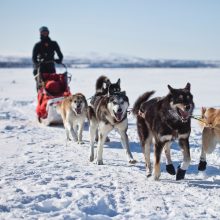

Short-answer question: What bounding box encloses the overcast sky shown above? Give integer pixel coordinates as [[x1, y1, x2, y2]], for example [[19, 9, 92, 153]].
[[1, 0, 220, 60]]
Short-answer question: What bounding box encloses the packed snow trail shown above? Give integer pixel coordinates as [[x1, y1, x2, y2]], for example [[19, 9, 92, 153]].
[[0, 68, 220, 219]]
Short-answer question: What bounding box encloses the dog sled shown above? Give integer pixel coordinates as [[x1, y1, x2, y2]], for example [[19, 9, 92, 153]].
[[35, 62, 72, 125]]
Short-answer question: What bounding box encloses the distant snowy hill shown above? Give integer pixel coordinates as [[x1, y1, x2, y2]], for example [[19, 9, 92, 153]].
[[0, 54, 220, 68]]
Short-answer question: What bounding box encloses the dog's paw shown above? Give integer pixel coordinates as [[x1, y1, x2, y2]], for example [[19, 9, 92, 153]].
[[89, 155, 94, 162], [105, 136, 110, 143], [66, 137, 71, 142], [176, 166, 186, 180], [129, 159, 137, 164], [78, 141, 85, 145], [166, 164, 176, 175], [146, 172, 152, 178], [153, 172, 161, 181], [198, 160, 207, 171], [154, 175, 160, 181], [96, 160, 104, 165]]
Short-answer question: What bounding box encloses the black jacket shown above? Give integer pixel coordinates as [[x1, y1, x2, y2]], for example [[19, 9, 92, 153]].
[[32, 37, 63, 66]]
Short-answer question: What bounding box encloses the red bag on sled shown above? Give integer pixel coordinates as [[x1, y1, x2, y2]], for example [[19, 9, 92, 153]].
[[36, 72, 71, 125]]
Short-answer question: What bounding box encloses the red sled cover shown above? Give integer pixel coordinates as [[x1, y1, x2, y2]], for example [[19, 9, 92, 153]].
[[36, 73, 71, 119]]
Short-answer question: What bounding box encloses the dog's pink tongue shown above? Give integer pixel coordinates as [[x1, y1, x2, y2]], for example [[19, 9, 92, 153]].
[[76, 108, 81, 114], [180, 109, 189, 119], [116, 112, 123, 121]]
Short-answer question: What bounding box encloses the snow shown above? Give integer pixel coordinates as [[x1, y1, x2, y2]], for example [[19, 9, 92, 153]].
[[0, 68, 220, 219]]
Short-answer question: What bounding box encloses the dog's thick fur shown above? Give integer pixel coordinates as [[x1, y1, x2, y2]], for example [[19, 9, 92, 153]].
[[133, 83, 194, 180], [95, 75, 111, 96], [88, 77, 136, 165], [198, 107, 220, 171], [90, 75, 121, 106], [90, 75, 121, 142], [57, 93, 88, 143]]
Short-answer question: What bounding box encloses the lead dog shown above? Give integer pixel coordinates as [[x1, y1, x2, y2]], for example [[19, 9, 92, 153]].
[[198, 107, 220, 171], [133, 83, 194, 180], [90, 75, 121, 142], [88, 77, 136, 165], [57, 93, 88, 144]]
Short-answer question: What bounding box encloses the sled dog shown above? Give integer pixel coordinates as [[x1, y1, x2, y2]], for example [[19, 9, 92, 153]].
[[198, 107, 220, 171], [88, 78, 136, 164], [90, 75, 121, 142], [57, 93, 88, 144], [133, 83, 194, 180], [90, 75, 121, 105]]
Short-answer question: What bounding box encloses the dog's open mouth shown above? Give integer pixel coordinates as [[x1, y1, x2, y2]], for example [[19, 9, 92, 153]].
[[113, 111, 123, 121], [75, 107, 82, 114], [176, 107, 191, 122]]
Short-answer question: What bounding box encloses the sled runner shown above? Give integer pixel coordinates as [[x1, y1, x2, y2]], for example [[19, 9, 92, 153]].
[[35, 62, 72, 125]]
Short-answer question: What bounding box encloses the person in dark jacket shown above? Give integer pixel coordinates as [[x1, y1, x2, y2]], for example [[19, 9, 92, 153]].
[[32, 26, 63, 77]]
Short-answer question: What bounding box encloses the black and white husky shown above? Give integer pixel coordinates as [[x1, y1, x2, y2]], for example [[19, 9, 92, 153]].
[[90, 75, 121, 105], [88, 76, 136, 165], [133, 83, 194, 180]]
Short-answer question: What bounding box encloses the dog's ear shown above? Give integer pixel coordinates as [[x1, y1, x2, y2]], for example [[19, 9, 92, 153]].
[[185, 82, 191, 91], [84, 96, 88, 107], [168, 85, 174, 93], [117, 78, 121, 86], [201, 107, 206, 117], [68, 95, 73, 102]]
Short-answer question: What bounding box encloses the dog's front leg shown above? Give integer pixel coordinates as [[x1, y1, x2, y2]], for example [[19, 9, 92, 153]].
[[154, 142, 163, 180], [164, 142, 176, 175], [144, 140, 152, 177], [70, 123, 78, 142], [65, 122, 77, 142], [177, 138, 191, 180], [89, 119, 98, 162], [64, 124, 71, 141], [77, 121, 84, 144], [198, 127, 213, 171], [198, 146, 207, 171], [118, 129, 136, 164], [96, 122, 112, 165]]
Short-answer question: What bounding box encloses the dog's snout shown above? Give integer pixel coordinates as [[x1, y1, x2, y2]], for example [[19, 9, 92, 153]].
[[118, 108, 122, 113]]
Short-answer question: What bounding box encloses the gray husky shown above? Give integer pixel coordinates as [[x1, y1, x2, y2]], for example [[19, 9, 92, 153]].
[[88, 77, 136, 165]]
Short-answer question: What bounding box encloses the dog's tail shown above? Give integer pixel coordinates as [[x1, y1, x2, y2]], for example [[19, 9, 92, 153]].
[[132, 91, 155, 116], [95, 75, 111, 93]]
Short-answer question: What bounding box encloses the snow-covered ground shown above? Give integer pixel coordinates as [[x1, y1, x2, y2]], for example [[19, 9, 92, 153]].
[[0, 68, 220, 219]]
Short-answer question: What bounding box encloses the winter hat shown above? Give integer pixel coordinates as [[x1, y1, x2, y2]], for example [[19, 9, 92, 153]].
[[39, 26, 49, 33]]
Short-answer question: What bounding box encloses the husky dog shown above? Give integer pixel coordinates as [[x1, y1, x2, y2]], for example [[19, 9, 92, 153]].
[[57, 93, 88, 144], [133, 83, 194, 180], [88, 91, 136, 165], [198, 107, 220, 171], [108, 78, 121, 95], [90, 75, 121, 143], [91, 75, 121, 105]]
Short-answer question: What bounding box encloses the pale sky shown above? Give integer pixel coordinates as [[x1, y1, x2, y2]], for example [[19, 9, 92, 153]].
[[1, 0, 220, 60]]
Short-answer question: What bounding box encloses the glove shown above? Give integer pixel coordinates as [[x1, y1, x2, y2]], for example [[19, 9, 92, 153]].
[[55, 59, 62, 64]]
